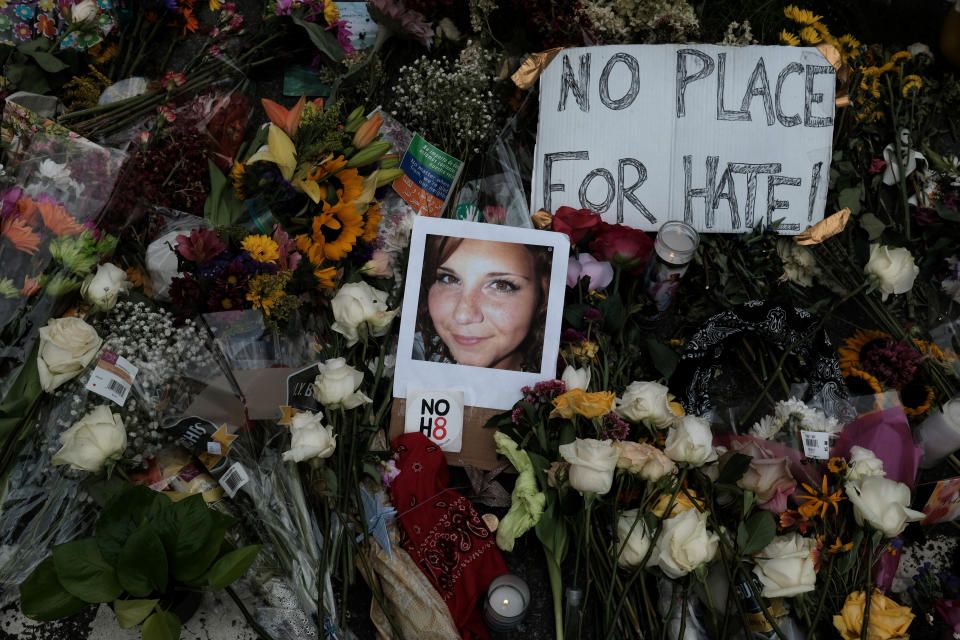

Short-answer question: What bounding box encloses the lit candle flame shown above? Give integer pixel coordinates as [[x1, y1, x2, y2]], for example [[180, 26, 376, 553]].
[[502, 599, 510, 607]]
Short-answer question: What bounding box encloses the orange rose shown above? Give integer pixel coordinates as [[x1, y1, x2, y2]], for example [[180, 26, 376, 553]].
[[550, 389, 615, 419]]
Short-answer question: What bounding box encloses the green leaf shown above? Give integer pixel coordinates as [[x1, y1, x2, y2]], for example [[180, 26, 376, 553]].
[[598, 293, 626, 331], [142, 611, 181, 640], [117, 523, 168, 597], [859, 212, 886, 240], [203, 160, 242, 226], [935, 199, 960, 222], [172, 509, 233, 583], [26, 50, 68, 73], [151, 494, 213, 566], [736, 511, 776, 555], [742, 489, 756, 515], [114, 599, 159, 629], [718, 453, 753, 485], [207, 545, 261, 589], [562, 303, 588, 330], [52, 538, 122, 603], [96, 484, 166, 565], [19, 557, 87, 621], [291, 12, 345, 63], [838, 186, 862, 216], [646, 339, 678, 379]]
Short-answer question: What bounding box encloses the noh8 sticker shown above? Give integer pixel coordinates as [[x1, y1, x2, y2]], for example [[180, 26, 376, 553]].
[[405, 389, 464, 453]]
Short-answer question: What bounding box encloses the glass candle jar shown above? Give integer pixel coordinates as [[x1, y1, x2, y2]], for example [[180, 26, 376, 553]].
[[643, 221, 700, 313]]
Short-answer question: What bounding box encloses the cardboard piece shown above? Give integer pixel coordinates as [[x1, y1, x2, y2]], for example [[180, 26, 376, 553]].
[[184, 367, 292, 426], [532, 44, 836, 234], [389, 398, 503, 470]]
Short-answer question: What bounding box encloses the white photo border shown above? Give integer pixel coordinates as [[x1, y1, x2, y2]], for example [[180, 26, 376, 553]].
[[394, 217, 570, 410]]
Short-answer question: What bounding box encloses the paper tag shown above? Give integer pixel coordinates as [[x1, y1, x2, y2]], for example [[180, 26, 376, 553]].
[[405, 389, 464, 452], [219, 462, 250, 498], [286, 363, 321, 412], [85, 350, 138, 406], [393, 134, 464, 217], [800, 430, 835, 459], [206, 441, 222, 456], [921, 477, 960, 525]]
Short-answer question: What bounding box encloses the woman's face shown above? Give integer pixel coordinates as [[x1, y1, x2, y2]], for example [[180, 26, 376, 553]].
[[428, 239, 540, 370]]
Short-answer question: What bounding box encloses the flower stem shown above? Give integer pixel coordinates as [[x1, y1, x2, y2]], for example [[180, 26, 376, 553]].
[[225, 585, 276, 640]]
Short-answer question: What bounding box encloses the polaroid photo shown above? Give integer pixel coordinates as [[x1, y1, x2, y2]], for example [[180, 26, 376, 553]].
[[394, 217, 569, 410]]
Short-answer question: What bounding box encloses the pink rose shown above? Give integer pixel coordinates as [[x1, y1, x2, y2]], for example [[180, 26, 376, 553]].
[[566, 254, 614, 290]]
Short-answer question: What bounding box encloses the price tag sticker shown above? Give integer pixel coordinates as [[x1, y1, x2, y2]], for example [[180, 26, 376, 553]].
[[219, 463, 250, 498], [85, 350, 138, 406], [800, 430, 836, 460]]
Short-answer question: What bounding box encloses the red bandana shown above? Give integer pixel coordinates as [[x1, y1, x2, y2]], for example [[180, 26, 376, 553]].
[[390, 433, 507, 639]]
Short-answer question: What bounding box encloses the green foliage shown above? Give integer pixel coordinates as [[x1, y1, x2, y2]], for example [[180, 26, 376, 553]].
[[18, 484, 259, 636], [736, 511, 776, 555]]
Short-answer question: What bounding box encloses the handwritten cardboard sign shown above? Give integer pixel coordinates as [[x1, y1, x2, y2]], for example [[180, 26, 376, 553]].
[[532, 44, 836, 234]]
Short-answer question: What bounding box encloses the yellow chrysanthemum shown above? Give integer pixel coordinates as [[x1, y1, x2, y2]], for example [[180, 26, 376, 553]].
[[230, 161, 246, 199], [209, 0, 222, 9], [902, 74, 923, 96], [324, 0, 340, 26], [241, 234, 280, 264], [783, 5, 822, 25], [800, 26, 823, 44], [780, 29, 800, 46]]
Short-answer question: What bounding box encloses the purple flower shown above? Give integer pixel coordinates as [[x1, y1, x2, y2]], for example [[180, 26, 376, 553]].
[[0, 186, 22, 218], [368, 0, 433, 48], [566, 253, 614, 290]]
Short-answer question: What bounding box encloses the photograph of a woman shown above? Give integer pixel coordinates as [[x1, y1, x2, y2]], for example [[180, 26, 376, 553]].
[[395, 216, 568, 410], [414, 235, 552, 371]]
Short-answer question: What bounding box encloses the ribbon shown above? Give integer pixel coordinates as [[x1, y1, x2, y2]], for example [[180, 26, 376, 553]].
[[794, 208, 851, 245], [511, 47, 563, 90]]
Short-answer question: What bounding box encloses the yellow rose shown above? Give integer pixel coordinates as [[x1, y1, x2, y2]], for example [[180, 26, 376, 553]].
[[833, 589, 914, 640], [550, 389, 615, 419], [651, 489, 704, 518]]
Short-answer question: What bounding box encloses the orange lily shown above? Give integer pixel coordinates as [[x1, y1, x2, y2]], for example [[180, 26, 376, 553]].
[[262, 96, 306, 138]]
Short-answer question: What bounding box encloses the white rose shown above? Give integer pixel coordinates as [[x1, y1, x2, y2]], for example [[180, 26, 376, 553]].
[[70, 0, 98, 23], [864, 244, 919, 301], [649, 508, 718, 579], [663, 416, 717, 466], [617, 441, 676, 481], [752, 533, 816, 598], [776, 239, 820, 287], [561, 365, 591, 391], [846, 476, 924, 538], [616, 381, 679, 428], [312, 357, 372, 409], [558, 438, 621, 495], [330, 282, 397, 346], [616, 509, 651, 568], [81, 263, 132, 310], [846, 446, 886, 483], [282, 410, 336, 462], [51, 405, 127, 472], [37, 316, 103, 392]]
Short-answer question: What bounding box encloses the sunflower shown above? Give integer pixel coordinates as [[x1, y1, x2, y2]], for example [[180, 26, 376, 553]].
[[827, 457, 848, 474], [799, 26, 822, 44], [844, 368, 883, 396], [890, 50, 912, 64], [783, 5, 822, 24], [902, 74, 923, 97], [311, 200, 364, 262], [313, 266, 337, 289], [230, 161, 246, 199], [901, 383, 935, 418], [780, 29, 800, 46], [362, 203, 381, 243], [838, 330, 891, 377], [241, 234, 280, 264]]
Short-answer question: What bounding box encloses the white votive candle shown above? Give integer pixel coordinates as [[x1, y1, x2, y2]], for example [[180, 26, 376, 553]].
[[484, 574, 530, 631]]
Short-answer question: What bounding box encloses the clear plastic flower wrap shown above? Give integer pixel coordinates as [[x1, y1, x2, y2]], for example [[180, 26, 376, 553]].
[[0, 300, 223, 594]]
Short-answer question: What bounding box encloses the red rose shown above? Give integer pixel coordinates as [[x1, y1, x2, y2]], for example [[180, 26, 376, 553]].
[[589, 223, 653, 272], [552, 206, 602, 244]]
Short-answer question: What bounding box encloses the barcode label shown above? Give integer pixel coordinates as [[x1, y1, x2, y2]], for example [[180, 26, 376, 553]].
[[85, 350, 138, 406], [219, 462, 249, 498], [800, 430, 835, 459]]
